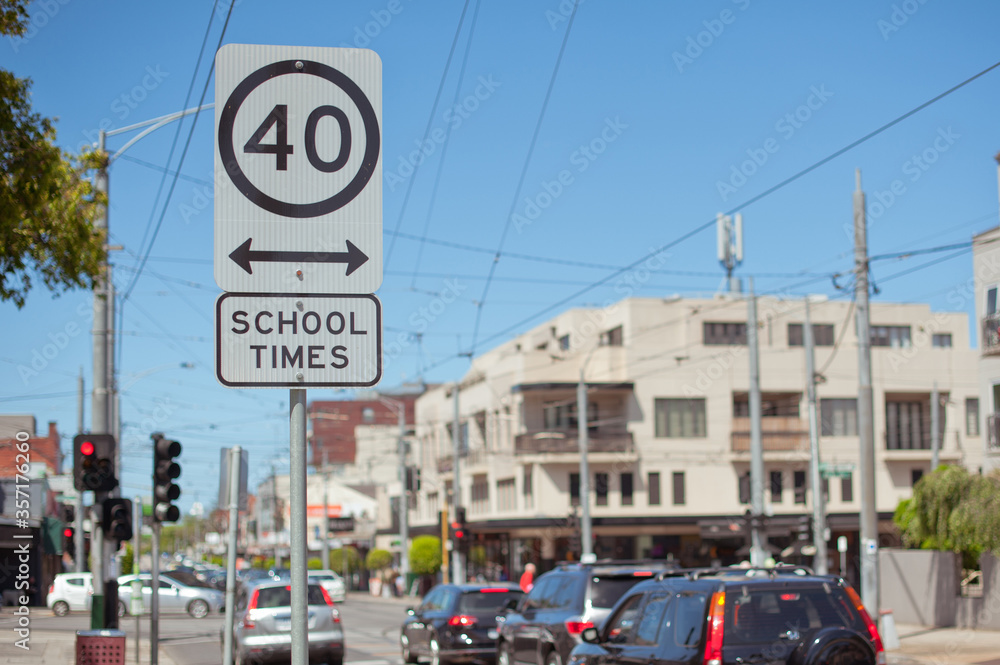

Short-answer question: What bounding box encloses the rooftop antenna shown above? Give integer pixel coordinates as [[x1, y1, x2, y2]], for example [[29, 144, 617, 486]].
[[717, 212, 744, 293]]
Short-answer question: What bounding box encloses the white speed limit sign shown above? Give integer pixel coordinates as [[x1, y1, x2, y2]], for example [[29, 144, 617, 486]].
[[214, 44, 382, 294]]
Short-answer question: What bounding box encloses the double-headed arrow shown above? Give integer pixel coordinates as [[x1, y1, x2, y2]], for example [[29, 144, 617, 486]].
[[229, 238, 369, 276]]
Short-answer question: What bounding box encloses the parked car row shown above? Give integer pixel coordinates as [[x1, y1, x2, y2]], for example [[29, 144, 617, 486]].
[[400, 561, 885, 665], [45, 571, 225, 618]]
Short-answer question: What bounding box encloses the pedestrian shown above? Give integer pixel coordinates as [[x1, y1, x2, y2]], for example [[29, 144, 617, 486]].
[[519, 563, 536, 593]]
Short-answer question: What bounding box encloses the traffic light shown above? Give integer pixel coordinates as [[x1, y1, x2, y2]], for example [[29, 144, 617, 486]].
[[566, 512, 581, 556], [152, 433, 182, 523], [62, 526, 74, 554], [102, 498, 133, 543], [405, 466, 421, 492], [794, 515, 812, 542], [73, 434, 118, 492], [449, 506, 468, 547]]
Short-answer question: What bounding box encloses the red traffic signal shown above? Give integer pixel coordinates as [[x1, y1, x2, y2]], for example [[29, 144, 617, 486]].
[[80, 440, 95, 456], [73, 434, 117, 492], [63, 527, 74, 538]]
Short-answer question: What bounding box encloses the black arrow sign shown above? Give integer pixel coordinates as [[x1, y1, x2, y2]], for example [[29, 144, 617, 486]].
[[229, 238, 369, 276]]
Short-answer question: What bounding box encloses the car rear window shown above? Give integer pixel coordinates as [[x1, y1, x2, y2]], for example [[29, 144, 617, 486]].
[[459, 590, 522, 613], [254, 584, 327, 608], [589, 576, 649, 609], [309, 574, 335, 581], [724, 586, 865, 645]]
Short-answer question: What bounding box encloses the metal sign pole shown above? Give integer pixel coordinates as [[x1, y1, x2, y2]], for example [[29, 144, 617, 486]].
[[151, 522, 159, 665], [290, 389, 308, 665], [223, 446, 242, 665]]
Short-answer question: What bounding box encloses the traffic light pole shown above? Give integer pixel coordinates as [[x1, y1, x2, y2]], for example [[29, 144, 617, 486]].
[[90, 502, 105, 629], [151, 523, 160, 665]]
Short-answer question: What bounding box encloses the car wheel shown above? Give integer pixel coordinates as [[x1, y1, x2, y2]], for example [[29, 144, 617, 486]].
[[544, 648, 563, 665], [187, 598, 210, 619], [401, 633, 419, 664], [498, 640, 513, 665], [51, 601, 70, 617], [430, 636, 450, 665], [117, 601, 128, 618], [789, 627, 876, 665]]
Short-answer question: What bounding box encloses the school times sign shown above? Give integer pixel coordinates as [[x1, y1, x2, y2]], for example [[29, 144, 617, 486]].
[[215, 293, 381, 388]]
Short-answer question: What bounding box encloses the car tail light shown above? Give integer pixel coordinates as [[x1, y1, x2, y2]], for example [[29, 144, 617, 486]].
[[320, 587, 335, 606], [844, 585, 885, 665], [448, 615, 477, 627], [243, 589, 260, 629], [48, 584, 54, 596], [632, 571, 654, 577], [331, 606, 341, 623], [479, 588, 509, 593], [565, 621, 594, 635], [703, 591, 726, 665]]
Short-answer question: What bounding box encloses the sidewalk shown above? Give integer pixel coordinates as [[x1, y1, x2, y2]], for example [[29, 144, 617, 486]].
[[5, 629, 178, 665], [887, 623, 1000, 665]]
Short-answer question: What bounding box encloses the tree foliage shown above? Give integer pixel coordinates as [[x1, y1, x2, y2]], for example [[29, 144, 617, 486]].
[[0, 0, 105, 308], [365, 548, 393, 572], [409, 535, 442, 576], [330, 547, 363, 573], [894, 465, 1000, 567]]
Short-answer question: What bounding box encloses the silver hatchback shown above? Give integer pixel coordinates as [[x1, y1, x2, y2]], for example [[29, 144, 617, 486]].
[[228, 579, 345, 665]]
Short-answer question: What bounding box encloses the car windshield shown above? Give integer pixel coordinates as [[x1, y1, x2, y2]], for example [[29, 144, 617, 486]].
[[309, 574, 336, 581], [724, 586, 865, 645], [254, 585, 327, 608], [458, 590, 522, 613], [589, 576, 648, 609]]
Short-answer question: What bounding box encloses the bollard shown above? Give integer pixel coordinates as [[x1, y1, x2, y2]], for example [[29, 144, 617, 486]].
[[879, 609, 900, 650], [77, 629, 126, 665]]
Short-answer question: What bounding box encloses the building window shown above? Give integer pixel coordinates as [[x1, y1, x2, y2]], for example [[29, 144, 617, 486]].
[[704, 322, 747, 345], [871, 325, 912, 348], [841, 474, 853, 503], [570, 472, 580, 506], [912, 469, 924, 486], [793, 470, 806, 504], [734, 393, 800, 418], [672, 471, 686, 505], [788, 323, 835, 347], [595, 473, 609, 506], [471, 475, 489, 514], [821, 477, 830, 503], [601, 325, 623, 347], [738, 472, 750, 504], [648, 472, 661, 506], [497, 478, 516, 512], [523, 466, 534, 509], [967, 398, 980, 436], [544, 401, 598, 432], [558, 334, 571, 351], [770, 471, 783, 503], [621, 473, 634, 506], [932, 333, 953, 348], [886, 400, 928, 450], [821, 399, 858, 436], [655, 398, 707, 438]]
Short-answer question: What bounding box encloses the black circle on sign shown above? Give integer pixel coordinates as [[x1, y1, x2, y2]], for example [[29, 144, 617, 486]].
[[218, 59, 380, 218]]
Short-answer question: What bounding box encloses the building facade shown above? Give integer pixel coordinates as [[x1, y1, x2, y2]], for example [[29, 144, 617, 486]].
[[973, 225, 1000, 472], [407, 295, 981, 581]]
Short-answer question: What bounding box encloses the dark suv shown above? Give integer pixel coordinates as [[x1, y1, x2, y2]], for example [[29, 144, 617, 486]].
[[568, 566, 884, 665], [497, 561, 675, 665]]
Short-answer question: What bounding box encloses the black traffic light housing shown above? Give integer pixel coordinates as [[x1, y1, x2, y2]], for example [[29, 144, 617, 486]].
[[450, 506, 468, 548], [102, 498, 133, 543], [73, 434, 118, 492], [152, 433, 182, 523], [795, 515, 812, 541]]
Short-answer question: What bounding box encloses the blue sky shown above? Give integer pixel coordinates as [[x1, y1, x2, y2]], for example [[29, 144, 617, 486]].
[[2, 0, 999, 515]]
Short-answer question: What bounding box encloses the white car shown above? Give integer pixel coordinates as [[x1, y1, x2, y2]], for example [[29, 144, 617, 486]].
[[307, 570, 347, 603], [46, 572, 93, 616], [117, 573, 225, 618]]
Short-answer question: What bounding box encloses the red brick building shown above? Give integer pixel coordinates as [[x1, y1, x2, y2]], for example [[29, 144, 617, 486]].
[[309, 395, 418, 465], [0, 417, 62, 475]]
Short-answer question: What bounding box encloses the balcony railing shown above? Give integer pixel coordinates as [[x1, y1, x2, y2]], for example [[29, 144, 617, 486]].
[[514, 429, 634, 455], [983, 314, 1000, 355], [731, 416, 809, 452]]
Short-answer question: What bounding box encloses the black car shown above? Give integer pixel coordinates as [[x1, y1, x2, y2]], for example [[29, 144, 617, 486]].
[[401, 582, 524, 665], [497, 560, 675, 665], [568, 566, 884, 665]]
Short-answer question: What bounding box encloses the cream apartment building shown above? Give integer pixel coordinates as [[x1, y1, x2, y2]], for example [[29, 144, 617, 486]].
[[973, 225, 1000, 472], [407, 294, 981, 580]]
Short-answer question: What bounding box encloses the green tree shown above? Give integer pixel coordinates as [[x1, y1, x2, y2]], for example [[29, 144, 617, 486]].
[[894, 465, 1000, 568], [0, 0, 106, 308], [365, 548, 393, 573], [330, 547, 363, 574], [409, 536, 442, 576]]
